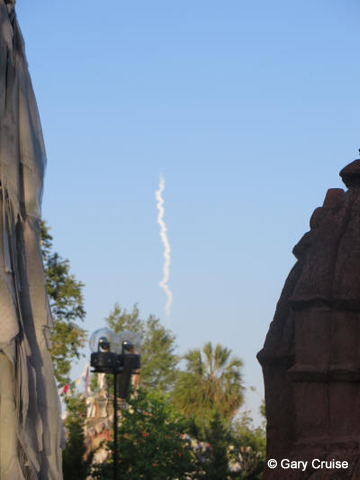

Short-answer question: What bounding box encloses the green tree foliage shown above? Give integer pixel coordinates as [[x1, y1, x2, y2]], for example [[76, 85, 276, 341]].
[[91, 388, 198, 480], [62, 392, 93, 480], [173, 342, 244, 427], [203, 412, 233, 480], [230, 408, 266, 479], [104, 303, 179, 391], [40, 221, 87, 385]]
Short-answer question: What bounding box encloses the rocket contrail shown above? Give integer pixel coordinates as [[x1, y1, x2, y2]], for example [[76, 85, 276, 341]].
[[155, 175, 173, 318]]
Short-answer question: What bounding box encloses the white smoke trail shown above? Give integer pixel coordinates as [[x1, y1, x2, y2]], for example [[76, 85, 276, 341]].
[[155, 175, 173, 318]]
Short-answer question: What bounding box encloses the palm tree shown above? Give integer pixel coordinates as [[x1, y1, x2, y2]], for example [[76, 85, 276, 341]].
[[172, 342, 244, 426]]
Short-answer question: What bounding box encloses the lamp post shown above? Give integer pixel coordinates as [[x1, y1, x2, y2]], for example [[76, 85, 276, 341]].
[[89, 328, 141, 480]]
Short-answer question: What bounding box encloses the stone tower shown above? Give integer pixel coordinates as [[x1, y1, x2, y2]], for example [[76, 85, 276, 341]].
[[258, 160, 360, 479]]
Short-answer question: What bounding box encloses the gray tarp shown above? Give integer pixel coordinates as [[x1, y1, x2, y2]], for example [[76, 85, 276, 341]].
[[0, 1, 63, 478]]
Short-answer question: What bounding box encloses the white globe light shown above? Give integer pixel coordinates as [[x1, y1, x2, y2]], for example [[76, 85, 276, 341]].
[[89, 328, 120, 353], [118, 330, 142, 355]]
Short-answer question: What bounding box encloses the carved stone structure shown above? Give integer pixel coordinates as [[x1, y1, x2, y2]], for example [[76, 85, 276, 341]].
[[258, 160, 360, 479]]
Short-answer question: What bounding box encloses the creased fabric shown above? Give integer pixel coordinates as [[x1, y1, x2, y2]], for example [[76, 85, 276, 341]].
[[0, 2, 63, 478]]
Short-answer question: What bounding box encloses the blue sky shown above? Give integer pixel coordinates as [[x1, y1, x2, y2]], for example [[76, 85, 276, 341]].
[[16, 0, 360, 423]]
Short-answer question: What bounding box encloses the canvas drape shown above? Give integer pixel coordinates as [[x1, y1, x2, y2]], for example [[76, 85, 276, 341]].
[[0, 1, 63, 478]]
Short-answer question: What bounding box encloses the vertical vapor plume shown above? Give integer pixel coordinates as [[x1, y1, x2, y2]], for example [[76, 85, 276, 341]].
[[155, 175, 173, 318]]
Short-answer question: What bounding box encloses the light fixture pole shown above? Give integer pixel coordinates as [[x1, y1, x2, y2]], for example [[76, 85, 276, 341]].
[[89, 328, 141, 480]]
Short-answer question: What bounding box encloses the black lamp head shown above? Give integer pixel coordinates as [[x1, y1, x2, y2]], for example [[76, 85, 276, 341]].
[[98, 336, 110, 353], [122, 340, 134, 354]]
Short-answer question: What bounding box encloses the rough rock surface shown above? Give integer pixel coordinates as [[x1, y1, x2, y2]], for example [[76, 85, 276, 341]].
[[258, 160, 360, 479]]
